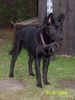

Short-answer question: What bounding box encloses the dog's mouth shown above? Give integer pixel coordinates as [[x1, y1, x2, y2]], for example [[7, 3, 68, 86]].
[[40, 33, 59, 48]]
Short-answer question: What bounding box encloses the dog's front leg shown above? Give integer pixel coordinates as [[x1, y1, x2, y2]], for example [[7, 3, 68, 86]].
[[35, 57, 42, 88], [43, 56, 51, 85]]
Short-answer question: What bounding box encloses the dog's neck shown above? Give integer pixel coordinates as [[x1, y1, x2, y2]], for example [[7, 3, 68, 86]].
[[40, 32, 58, 48]]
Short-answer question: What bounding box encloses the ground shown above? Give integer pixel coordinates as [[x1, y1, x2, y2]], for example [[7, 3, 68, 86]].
[[0, 79, 26, 90], [0, 27, 75, 100], [59, 80, 75, 89]]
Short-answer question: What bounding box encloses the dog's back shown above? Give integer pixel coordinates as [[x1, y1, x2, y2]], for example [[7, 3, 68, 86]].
[[11, 25, 40, 56]]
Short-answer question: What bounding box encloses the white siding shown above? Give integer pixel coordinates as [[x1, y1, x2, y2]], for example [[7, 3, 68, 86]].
[[47, 0, 53, 16]]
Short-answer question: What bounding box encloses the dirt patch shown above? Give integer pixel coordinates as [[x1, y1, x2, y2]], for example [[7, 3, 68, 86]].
[[0, 79, 26, 91], [59, 80, 75, 89]]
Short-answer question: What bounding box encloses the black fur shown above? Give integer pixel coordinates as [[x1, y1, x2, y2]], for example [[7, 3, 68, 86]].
[[9, 13, 65, 88]]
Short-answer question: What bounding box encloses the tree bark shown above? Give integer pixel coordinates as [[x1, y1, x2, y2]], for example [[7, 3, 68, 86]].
[[38, 0, 47, 26]]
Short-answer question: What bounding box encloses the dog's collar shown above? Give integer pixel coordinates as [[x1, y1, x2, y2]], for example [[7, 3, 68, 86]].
[[40, 33, 59, 48]]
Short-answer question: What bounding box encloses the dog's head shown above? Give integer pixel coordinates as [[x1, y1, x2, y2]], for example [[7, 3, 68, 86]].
[[44, 13, 65, 42]]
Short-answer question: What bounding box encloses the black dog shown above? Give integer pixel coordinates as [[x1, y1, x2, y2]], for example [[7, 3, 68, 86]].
[[9, 13, 65, 88]]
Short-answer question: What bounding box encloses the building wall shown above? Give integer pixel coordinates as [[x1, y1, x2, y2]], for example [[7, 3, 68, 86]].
[[38, 0, 47, 25], [53, 0, 75, 55]]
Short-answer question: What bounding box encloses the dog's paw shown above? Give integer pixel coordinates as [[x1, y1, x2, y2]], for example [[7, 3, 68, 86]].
[[9, 74, 14, 77], [29, 73, 35, 76], [37, 84, 42, 88], [44, 81, 51, 85]]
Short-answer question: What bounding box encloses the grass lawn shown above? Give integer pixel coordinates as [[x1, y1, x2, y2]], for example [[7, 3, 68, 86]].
[[0, 40, 75, 100]]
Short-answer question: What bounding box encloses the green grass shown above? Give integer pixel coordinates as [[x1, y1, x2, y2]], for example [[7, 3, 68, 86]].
[[0, 41, 75, 100]]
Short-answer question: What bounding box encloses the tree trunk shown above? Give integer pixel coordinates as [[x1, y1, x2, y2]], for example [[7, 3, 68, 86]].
[[38, 0, 47, 26]]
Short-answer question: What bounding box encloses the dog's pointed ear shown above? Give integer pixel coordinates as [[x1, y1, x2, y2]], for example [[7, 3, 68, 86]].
[[47, 13, 54, 25], [56, 13, 65, 24], [44, 13, 54, 25], [48, 17, 52, 24], [54, 14, 65, 31], [47, 15, 52, 24]]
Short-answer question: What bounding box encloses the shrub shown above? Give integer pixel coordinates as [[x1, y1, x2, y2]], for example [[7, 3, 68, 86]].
[[0, 0, 37, 25]]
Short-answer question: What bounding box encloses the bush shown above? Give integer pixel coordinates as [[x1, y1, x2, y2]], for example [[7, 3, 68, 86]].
[[0, 0, 37, 25]]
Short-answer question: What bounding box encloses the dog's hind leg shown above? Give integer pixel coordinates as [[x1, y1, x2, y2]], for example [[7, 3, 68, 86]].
[[28, 54, 35, 76], [9, 38, 22, 77]]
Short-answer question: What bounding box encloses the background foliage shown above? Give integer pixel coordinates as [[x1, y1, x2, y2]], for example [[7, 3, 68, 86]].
[[0, 0, 38, 25]]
